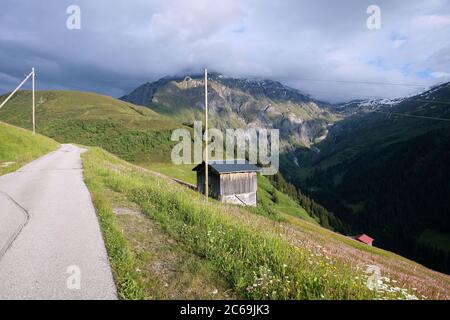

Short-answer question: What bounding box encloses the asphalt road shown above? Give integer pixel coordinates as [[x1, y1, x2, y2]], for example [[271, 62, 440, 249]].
[[0, 144, 117, 299]]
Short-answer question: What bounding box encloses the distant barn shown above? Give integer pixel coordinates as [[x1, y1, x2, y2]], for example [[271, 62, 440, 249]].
[[193, 160, 261, 206], [353, 234, 374, 246]]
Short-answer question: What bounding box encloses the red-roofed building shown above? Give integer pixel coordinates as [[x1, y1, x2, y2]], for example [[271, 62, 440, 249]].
[[353, 234, 374, 246]]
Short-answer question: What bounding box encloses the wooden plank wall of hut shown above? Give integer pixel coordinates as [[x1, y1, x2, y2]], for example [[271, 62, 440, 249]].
[[219, 172, 257, 196]]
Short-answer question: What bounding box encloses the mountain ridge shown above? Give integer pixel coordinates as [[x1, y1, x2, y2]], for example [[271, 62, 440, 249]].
[[121, 72, 326, 105], [121, 73, 338, 148], [333, 81, 450, 116]]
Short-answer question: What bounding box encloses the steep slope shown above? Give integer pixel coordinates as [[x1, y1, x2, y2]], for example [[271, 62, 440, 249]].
[[1, 91, 449, 299], [82, 146, 450, 299], [0, 90, 182, 163], [0, 121, 59, 175], [121, 73, 339, 147], [285, 82, 450, 273], [146, 162, 319, 224]]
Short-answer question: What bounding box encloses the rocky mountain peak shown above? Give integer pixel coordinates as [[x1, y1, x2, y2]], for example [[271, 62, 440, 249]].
[[121, 73, 339, 148]]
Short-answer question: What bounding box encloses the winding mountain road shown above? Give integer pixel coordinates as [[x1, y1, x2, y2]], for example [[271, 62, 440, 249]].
[[0, 144, 117, 300]]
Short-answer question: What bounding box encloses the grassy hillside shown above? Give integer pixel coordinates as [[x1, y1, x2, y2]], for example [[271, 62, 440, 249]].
[[285, 83, 450, 274], [82, 147, 450, 300], [0, 90, 182, 163], [147, 162, 317, 224], [0, 121, 59, 175]]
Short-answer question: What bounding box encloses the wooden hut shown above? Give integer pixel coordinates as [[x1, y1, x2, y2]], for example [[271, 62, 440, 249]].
[[193, 160, 261, 206], [352, 234, 374, 246]]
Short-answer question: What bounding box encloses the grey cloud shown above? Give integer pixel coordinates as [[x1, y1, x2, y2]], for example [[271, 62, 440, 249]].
[[0, 0, 449, 103]]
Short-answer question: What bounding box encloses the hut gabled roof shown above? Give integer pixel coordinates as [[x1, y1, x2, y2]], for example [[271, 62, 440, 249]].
[[354, 234, 374, 245], [192, 160, 261, 175]]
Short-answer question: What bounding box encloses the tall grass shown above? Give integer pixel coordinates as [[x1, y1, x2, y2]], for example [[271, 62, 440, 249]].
[[0, 122, 59, 175], [82, 148, 387, 300], [83, 157, 148, 299]]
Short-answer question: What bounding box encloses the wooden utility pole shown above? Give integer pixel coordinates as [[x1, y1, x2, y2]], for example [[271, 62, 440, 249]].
[[204, 68, 208, 198], [32, 67, 35, 135]]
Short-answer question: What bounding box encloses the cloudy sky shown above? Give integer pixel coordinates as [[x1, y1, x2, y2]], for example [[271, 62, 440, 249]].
[[0, 0, 449, 102]]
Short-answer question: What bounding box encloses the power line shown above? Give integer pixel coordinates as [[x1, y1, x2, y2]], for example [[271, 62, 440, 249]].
[[302, 87, 450, 122], [373, 110, 450, 122], [404, 99, 450, 105], [284, 77, 450, 122], [301, 82, 450, 105], [291, 77, 429, 87], [350, 98, 450, 106], [0, 68, 36, 134]]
